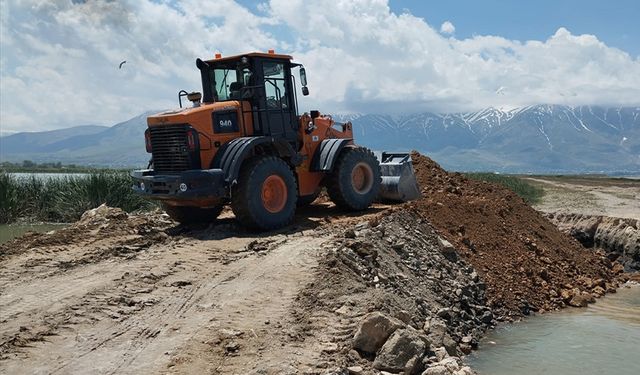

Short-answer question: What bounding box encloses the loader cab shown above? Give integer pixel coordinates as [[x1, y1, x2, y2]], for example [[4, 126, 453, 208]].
[[197, 52, 302, 145]]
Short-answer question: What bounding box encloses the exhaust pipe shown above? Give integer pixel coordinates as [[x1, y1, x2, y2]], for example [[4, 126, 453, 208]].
[[376, 152, 421, 202]]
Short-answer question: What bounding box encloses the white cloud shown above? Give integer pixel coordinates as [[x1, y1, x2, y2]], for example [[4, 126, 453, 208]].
[[1, 0, 639, 133], [440, 21, 455, 35]]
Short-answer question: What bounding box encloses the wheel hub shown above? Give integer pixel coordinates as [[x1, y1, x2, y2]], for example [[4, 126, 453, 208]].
[[351, 162, 374, 194], [261, 175, 287, 213]]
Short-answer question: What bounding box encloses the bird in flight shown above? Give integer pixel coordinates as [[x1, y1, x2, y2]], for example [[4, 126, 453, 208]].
[[119, 61, 127, 69]]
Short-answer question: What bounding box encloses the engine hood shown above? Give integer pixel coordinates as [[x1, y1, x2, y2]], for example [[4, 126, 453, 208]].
[[147, 101, 241, 126]]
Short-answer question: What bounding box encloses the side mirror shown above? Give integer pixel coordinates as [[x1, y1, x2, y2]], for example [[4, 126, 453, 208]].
[[300, 67, 307, 86], [300, 67, 309, 96]]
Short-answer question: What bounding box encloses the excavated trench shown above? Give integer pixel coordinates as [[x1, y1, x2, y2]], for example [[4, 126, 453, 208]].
[[545, 212, 640, 272]]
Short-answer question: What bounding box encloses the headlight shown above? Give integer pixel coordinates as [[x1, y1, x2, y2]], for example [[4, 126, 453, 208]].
[[179, 183, 188, 192]]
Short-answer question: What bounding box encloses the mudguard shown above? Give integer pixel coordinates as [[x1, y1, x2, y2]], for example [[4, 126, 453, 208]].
[[311, 138, 352, 172], [213, 136, 297, 183]]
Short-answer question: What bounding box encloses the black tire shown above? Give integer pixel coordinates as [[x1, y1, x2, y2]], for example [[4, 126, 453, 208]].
[[162, 203, 223, 224], [327, 147, 381, 211], [231, 156, 297, 230]]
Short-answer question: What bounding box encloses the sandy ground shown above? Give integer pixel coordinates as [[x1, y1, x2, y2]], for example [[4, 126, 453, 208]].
[[524, 176, 640, 219], [0, 204, 388, 375]]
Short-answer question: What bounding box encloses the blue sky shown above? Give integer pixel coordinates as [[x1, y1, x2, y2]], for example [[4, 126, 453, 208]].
[[389, 0, 639, 57], [1, 0, 639, 133], [235, 0, 640, 56]]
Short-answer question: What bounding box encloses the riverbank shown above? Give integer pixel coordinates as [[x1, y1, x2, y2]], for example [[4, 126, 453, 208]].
[[0, 171, 154, 223]]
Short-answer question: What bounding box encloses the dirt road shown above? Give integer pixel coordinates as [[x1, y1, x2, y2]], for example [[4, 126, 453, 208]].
[[0, 204, 382, 374], [524, 176, 640, 219]]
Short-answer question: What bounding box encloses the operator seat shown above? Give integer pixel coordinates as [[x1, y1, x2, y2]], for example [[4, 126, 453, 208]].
[[229, 81, 244, 100]]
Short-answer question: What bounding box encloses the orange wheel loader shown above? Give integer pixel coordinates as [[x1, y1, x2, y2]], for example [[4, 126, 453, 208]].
[[131, 51, 420, 230]]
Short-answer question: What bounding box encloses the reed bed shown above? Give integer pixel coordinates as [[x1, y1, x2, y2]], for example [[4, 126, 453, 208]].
[[0, 171, 155, 224]]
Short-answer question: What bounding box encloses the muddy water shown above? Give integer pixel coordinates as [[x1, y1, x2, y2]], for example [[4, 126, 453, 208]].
[[468, 284, 640, 375], [0, 223, 66, 244]]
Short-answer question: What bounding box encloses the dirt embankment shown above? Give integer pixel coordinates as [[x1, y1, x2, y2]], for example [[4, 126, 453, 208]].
[[406, 153, 623, 316], [545, 212, 640, 272], [0, 153, 628, 374]]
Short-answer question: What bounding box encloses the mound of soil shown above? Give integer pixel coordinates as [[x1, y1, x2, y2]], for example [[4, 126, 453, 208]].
[[406, 153, 623, 317]]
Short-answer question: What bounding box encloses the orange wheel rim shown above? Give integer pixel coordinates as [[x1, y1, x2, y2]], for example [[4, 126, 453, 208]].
[[351, 162, 374, 194], [261, 175, 287, 213]]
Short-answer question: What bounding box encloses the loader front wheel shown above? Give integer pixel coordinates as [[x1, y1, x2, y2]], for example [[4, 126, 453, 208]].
[[231, 156, 297, 230], [162, 203, 223, 224], [327, 147, 381, 211]]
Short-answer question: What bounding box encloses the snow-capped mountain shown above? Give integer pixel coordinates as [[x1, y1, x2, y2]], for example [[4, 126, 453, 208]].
[[336, 105, 640, 173], [1, 105, 638, 173]]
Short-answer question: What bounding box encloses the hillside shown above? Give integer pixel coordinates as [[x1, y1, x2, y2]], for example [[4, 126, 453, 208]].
[[1, 105, 638, 173]]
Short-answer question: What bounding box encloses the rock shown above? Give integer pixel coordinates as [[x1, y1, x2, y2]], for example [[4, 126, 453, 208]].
[[422, 365, 449, 375], [347, 366, 364, 375], [321, 342, 339, 354], [224, 341, 240, 353], [424, 318, 455, 355], [373, 328, 429, 374], [439, 357, 460, 372], [592, 286, 605, 297], [346, 240, 377, 258], [560, 289, 573, 301], [396, 310, 412, 324], [433, 346, 449, 362], [569, 291, 595, 307], [79, 204, 127, 225], [437, 237, 458, 262], [352, 312, 405, 354], [480, 310, 493, 324], [422, 320, 431, 332], [436, 308, 452, 320], [442, 335, 458, 357], [344, 228, 356, 238], [219, 328, 243, 338], [454, 366, 475, 375]]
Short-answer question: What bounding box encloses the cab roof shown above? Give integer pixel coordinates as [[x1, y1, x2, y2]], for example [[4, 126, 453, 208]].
[[205, 51, 293, 64]]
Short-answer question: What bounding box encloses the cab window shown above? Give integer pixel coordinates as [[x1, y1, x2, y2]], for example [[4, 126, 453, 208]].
[[263, 62, 288, 109]]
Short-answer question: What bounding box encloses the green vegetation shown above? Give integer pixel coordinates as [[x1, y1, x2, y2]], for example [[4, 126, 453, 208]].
[[465, 172, 544, 204], [0, 171, 156, 224]]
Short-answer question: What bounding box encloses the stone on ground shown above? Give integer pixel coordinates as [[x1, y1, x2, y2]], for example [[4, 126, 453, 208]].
[[352, 312, 405, 354]]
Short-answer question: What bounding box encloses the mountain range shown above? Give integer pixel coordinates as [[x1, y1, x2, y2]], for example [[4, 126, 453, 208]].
[[1, 105, 638, 173]]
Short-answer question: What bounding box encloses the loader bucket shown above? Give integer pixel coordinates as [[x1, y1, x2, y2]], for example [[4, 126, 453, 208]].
[[375, 152, 421, 202]]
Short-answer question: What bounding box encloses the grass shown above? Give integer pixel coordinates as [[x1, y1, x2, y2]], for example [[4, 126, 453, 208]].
[[0, 171, 156, 224], [465, 172, 545, 204]]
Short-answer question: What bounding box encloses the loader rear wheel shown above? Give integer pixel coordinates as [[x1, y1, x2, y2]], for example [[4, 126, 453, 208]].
[[231, 156, 297, 230], [327, 147, 381, 211], [162, 203, 223, 224]]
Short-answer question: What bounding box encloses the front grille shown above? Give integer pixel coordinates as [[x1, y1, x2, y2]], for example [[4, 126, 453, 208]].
[[150, 124, 191, 174]]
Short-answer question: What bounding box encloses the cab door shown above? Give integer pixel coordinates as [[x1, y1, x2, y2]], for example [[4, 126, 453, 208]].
[[257, 59, 297, 143]]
